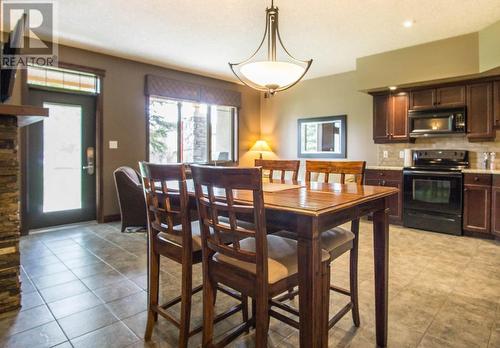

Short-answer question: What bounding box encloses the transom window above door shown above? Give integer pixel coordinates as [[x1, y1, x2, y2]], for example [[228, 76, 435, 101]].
[[27, 64, 100, 94], [148, 96, 238, 164]]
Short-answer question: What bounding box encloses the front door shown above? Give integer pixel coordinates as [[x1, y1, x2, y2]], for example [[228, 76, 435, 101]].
[[26, 89, 96, 229]]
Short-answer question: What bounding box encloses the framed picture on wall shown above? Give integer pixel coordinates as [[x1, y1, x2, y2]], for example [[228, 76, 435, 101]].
[[297, 115, 347, 158]]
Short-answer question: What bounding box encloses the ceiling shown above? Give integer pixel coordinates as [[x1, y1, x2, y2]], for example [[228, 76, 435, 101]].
[[54, 0, 500, 82]]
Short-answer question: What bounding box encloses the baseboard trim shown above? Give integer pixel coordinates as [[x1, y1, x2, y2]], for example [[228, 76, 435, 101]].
[[102, 214, 121, 223]]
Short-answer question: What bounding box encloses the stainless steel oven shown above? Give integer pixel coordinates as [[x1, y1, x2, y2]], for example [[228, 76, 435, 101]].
[[409, 107, 466, 137], [403, 150, 468, 236]]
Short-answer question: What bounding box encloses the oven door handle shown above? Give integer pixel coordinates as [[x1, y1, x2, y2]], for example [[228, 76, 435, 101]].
[[403, 171, 463, 177]]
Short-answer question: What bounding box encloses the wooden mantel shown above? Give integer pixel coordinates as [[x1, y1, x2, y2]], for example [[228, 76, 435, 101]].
[[0, 104, 48, 127], [0, 103, 47, 314]]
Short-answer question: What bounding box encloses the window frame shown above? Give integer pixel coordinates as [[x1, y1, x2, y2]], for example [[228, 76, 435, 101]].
[[146, 95, 239, 165], [297, 115, 347, 159]]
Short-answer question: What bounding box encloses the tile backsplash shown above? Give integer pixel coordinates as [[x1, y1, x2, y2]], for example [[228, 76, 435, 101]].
[[377, 131, 500, 169]]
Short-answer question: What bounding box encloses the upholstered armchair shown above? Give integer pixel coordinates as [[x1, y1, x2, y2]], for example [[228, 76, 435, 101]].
[[113, 166, 147, 232]]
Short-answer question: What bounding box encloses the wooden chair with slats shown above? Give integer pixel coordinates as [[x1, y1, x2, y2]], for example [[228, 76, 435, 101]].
[[191, 165, 331, 347], [139, 162, 247, 347], [254, 159, 300, 181], [276, 160, 366, 330]]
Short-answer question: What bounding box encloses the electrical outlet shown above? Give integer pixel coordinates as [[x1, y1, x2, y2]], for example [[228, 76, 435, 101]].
[[399, 150, 405, 159], [383, 150, 388, 158], [109, 140, 118, 149]]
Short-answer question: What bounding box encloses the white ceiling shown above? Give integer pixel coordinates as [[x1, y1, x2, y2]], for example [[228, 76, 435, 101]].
[[54, 0, 500, 81]]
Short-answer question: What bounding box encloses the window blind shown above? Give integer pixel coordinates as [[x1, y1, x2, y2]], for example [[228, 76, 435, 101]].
[[145, 74, 241, 107]]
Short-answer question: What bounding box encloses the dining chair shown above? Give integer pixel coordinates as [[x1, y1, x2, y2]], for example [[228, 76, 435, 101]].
[[191, 165, 331, 347], [276, 160, 366, 330], [139, 162, 247, 347], [254, 159, 300, 181]]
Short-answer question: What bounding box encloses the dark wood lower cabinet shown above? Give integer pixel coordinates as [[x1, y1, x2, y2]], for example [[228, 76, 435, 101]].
[[365, 169, 403, 224], [491, 176, 500, 237], [463, 184, 491, 234]]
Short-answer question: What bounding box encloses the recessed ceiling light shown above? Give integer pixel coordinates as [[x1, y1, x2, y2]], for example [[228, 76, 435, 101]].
[[389, 86, 398, 91], [403, 20, 414, 28]]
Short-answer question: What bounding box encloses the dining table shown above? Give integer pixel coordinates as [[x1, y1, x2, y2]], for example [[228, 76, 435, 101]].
[[185, 179, 398, 347]]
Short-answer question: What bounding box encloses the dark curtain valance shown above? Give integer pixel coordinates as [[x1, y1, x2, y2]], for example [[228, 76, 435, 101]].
[[145, 74, 241, 107]]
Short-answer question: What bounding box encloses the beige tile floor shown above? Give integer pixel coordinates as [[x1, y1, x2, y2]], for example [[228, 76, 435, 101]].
[[1, 221, 499, 347]]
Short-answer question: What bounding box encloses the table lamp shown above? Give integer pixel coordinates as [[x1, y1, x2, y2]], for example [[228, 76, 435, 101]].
[[250, 140, 272, 159]]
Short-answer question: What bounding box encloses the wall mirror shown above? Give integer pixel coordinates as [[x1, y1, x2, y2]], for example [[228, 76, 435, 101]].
[[297, 115, 347, 158]]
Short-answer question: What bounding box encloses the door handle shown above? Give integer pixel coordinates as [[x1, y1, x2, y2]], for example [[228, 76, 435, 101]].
[[83, 147, 95, 175]]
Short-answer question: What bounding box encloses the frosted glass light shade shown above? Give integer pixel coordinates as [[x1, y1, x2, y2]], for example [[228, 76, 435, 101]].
[[240, 61, 306, 90]]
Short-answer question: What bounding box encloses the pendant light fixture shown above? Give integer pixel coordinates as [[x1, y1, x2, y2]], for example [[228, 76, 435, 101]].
[[229, 0, 312, 96]]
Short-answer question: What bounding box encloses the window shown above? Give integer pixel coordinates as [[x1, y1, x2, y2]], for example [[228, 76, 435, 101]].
[[27, 64, 100, 94], [148, 96, 238, 164]]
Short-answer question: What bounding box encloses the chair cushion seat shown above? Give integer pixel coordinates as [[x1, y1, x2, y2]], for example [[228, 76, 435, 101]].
[[157, 220, 203, 251], [320, 227, 355, 252], [157, 217, 253, 252], [273, 227, 354, 258], [213, 234, 330, 284]]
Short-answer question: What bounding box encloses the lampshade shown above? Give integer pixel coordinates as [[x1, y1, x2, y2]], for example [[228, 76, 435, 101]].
[[240, 61, 306, 91], [250, 140, 272, 153]]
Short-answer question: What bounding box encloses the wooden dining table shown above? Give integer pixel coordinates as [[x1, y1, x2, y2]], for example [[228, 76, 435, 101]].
[[184, 179, 398, 347]]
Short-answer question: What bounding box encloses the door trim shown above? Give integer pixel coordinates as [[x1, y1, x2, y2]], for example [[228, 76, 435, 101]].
[[20, 62, 106, 235]]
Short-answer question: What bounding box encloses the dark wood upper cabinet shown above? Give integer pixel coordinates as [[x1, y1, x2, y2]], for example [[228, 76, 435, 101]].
[[373, 93, 409, 143], [410, 89, 435, 110], [373, 94, 390, 143], [494, 81, 500, 128], [391, 93, 409, 140], [436, 85, 465, 108], [410, 86, 465, 110], [467, 82, 494, 140]]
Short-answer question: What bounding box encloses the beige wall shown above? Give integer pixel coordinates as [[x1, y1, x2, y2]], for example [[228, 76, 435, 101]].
[[11, 45, 261, 218], [260, 71, 376, 177], [479, 20, 500, 73], [356, 33, 480, 91]]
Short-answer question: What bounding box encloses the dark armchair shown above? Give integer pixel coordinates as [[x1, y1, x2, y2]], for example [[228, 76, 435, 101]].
[[113, 166, 147, 232]]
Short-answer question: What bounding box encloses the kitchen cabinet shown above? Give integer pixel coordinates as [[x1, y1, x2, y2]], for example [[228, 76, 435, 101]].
[[494, 81, 500, 128], [463, 173, 491, 234], [372, 93, 409, 144], [373, 94, 390, 143], [491, 176, 500, 237], [365, 169, 403, 224], [435, 86, 466, 108], [410, 85, 465, 110], [410, 89, 435, 110], [467, 82, 495, 140]]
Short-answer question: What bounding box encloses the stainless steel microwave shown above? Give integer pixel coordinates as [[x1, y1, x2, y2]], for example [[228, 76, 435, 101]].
[[408, 107, 466, 137]]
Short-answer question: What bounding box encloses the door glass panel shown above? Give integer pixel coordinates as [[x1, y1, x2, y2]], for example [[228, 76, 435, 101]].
[[413, 179, 451, 204], [181, 102, 208, 163], [43, 103, 82, 212]]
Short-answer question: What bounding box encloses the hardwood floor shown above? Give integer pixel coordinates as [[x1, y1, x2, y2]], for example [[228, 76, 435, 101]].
[[1, 221, 499, 347]]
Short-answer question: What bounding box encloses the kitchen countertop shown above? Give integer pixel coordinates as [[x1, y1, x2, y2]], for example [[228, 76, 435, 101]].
[[366, 166, 404, 171], [462, 168, 500, 175]]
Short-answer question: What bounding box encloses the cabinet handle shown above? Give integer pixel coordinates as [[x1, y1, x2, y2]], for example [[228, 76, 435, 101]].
[[474, 177, 479, 182], [381, 180, 386, 186]]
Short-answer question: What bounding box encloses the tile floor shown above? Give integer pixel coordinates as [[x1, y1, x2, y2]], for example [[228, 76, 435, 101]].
[[1, 221, 499, 347]]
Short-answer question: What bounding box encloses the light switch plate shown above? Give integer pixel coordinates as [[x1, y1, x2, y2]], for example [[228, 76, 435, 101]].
[[383, 150, 388, 158], [399, 150, 405, 159], [109, 141, 118, 149]]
